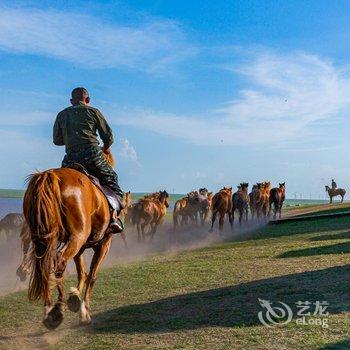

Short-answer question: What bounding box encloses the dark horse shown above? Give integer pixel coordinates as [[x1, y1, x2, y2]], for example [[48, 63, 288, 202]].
[[232, 183, 250, 225], [325, 185, 346, 204], [269, 183, 286, 219], [23, 151, 117, 329]]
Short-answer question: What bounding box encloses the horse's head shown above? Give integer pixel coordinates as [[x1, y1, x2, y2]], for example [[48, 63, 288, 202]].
[[240, 182, 249, 190], [199, 188, 208, 196], [256, 183, 263, 189], [123, 191, 132, 208], [221, 187, 232, 195], [187, 191, 200, 204], [159, 190, 170, 208], [263, 181, 271, 189], [325, 185, 329, 191]]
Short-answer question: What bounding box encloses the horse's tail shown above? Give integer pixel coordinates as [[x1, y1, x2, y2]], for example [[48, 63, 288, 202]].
[[24, 170, 64, 302]]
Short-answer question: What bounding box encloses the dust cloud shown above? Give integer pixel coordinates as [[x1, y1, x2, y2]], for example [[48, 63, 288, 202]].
[[0, 219, 268, 296]]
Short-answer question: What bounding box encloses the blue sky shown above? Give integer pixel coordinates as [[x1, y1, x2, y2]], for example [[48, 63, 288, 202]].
[[1, 0, 350, 198]]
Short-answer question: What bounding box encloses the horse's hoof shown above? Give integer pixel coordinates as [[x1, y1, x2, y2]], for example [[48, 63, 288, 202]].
[[43, 304, 64, 330], [67, 293, 81, 313], [79, 316, 92, 326]]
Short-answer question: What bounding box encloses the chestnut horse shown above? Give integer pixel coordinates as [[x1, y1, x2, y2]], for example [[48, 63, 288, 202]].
[[261, 182, 272, 217], [325, 185, 346, 203], [17, 190, 131, 282], [131, 191, 170, 241], [232, 183, 250, 225], [173, 191, 200, 231], [209, 187, 233, 232], [269, 183, 286, 219], [251, 182, 271, 219], [23, 151, 119, 329]]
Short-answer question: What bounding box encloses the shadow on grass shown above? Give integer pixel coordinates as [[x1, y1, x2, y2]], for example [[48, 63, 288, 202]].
[[318, 339, 350, 349], [251, 216, 350, 241], [89, 265, 349, 334], [278, 242, 350, 258], [309, 231, 350, 242]]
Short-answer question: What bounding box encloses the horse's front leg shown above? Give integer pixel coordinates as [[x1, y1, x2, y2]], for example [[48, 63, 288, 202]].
[[80, 235, 112, 325]]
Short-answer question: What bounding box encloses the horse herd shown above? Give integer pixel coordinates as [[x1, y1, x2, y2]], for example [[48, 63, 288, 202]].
[[0, 180, 286, 329], [0, 182, 286, 248], [119, 181, 286, 240]]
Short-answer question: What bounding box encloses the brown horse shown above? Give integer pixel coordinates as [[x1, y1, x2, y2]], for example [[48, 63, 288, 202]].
[[232, 183, 250, 225], [249, 184, 259, 219], [251, 182, 271, 219], [209, 187, 233, 232], [261, 182, 271, 217], [173, 196, 190, 232], [325, 185, 346, 203], [23, 152, 118, 329], [269, 183, 286, 219], [118, 191, 132, 248], [131, 191, 170, 241], [250, 183, 264, 219]]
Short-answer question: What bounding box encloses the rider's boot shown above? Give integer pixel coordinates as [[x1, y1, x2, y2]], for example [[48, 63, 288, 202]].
[[109, 210, 124, 234]]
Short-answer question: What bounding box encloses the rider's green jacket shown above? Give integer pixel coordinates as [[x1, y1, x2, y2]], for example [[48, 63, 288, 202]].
[[53, 102, 114, 151]]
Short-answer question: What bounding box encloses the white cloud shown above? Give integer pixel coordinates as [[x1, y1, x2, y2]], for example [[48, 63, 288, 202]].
[[0, 110, 52, 126], [118, 138, 138, 162], [115, 52, 350, 146], [0, 7, 194, 72]]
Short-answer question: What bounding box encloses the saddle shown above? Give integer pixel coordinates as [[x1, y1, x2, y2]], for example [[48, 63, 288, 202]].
[[66, 163, 123, 212]]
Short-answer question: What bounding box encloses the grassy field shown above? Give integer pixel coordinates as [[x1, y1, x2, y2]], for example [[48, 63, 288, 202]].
[[0, 215, 349, 349]]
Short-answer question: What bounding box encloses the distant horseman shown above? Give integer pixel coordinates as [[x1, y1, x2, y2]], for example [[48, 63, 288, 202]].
[[53, 87, 124, 233], [331, 179, 337, 190]]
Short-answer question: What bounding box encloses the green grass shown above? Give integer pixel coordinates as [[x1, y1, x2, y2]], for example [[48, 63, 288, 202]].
[[0, 217, 349, 349], [293, 204, 350, 218]]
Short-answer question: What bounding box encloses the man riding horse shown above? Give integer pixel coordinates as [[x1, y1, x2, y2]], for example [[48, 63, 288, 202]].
[[53, 87, 124, 233]]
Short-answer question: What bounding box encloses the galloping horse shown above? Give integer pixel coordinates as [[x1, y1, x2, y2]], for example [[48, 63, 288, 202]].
[[209, 187, 233, 232], [197, 188, 212, 225], [249, 184, 259, 220], [131, 191, 169, 241], [173, 195, 192, 232], [261, 182, 272, 217], [251, 182, 271, 219], [23, 151, 119, 329], [232, 183, 250, 225], [269, 183, 286, 219], [325, 185, 346, 203], [173, 191, 204, 231]]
